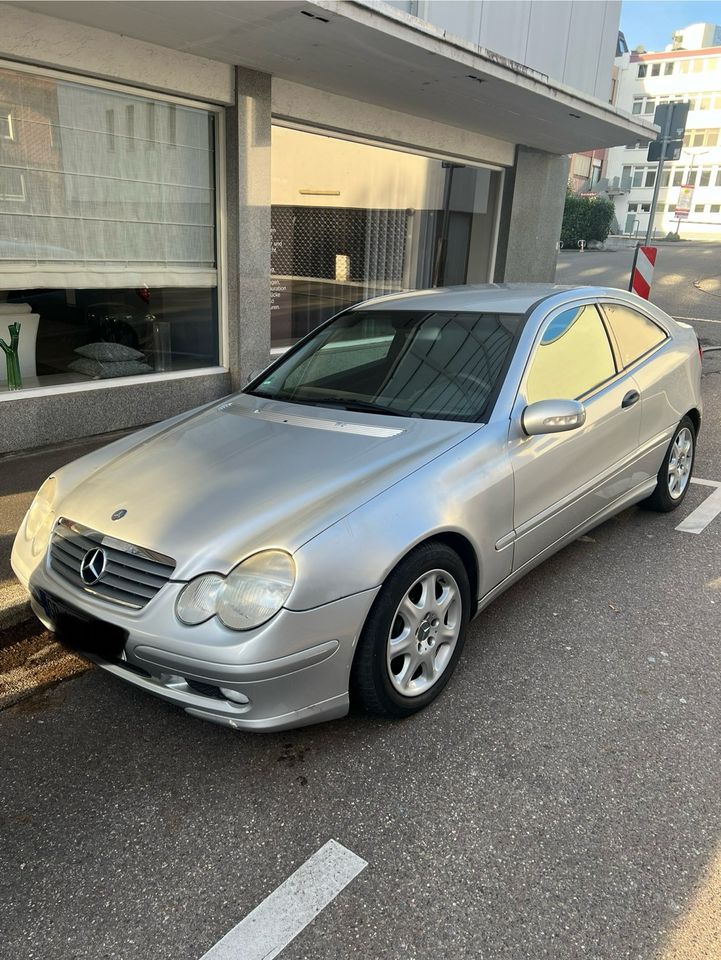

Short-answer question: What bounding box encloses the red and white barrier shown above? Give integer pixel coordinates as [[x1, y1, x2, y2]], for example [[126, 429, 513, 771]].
[[629, 245, 657, 300]]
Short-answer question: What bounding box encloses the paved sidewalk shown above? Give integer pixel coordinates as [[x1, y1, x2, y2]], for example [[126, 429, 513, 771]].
[[0, 429, 129, 636]]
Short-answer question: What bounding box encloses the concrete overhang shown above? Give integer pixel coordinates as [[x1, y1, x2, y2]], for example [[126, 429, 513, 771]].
[[10, 0, 658, 155]]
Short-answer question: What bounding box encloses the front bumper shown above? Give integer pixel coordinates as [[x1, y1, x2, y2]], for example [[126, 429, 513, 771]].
[[14, 533, 379, 731]]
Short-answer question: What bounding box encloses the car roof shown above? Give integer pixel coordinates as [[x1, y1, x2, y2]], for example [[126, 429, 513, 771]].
[[350, 284, 651, 316]]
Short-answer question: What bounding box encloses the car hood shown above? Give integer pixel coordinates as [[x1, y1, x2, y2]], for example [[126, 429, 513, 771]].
[[55, 394, 480, 579]]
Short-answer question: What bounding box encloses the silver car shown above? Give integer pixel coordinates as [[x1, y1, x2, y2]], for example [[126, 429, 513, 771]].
[[12, 285, 702, 731]]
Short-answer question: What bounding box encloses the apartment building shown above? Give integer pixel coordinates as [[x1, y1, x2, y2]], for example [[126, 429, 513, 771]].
[[605, 24, 721, 239]]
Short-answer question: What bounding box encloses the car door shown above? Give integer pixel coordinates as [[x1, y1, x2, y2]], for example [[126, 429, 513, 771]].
[[599, 300, 674, 481], [508, 301, 643, 570]]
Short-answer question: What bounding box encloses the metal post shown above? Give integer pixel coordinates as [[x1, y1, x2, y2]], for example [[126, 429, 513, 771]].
[[644, 106, 673, 246]]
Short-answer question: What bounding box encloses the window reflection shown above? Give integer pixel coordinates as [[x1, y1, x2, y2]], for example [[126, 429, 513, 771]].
[[271, 127, 502, 347]]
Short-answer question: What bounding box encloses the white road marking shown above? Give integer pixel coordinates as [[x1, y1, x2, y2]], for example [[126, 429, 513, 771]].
[[676, 479, 721, 535], [673, 316, 721, 325], [198, 840, 367, 960]]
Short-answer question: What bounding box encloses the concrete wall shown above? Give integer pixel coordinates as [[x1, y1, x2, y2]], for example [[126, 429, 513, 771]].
[[384, 0, 620, 101], [495, 147, 569, 283], [0, 372, 231, 455], [0, 3, 233, 104]]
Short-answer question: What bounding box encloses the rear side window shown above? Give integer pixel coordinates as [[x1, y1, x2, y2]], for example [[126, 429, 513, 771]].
[[526, 304, 616, 404], [602, 303, 667, 368]]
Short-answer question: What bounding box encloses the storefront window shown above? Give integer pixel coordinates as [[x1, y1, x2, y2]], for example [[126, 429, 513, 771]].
[[0, 65, 219, 392], [270, 126, 502, 348]]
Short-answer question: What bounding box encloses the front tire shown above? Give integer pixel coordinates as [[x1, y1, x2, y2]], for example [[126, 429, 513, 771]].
[[642, 415, 696, 512], [350, 542, 471, 718]]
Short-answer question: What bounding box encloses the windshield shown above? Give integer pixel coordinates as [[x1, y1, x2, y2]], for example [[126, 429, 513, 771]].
[[246, 309, 522, 422]]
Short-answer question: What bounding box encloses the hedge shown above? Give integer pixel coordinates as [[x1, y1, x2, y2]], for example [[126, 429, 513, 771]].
[[560, 189, 615, 249]]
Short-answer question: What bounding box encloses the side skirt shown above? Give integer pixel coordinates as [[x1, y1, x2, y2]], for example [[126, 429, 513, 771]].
[[472, 477, 657, 619]]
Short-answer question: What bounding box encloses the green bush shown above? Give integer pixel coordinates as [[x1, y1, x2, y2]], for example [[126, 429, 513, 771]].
[[560, 189, 615, 249]]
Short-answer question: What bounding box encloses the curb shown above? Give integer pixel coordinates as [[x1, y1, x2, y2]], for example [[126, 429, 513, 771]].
[[0, 594, 33, 642]]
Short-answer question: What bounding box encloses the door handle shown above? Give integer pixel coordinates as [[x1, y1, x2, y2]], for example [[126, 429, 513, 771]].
[[621, 390, 640, 409]]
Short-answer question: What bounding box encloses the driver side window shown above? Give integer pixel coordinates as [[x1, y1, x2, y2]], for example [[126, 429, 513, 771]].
[[526, 304, 616, 404]]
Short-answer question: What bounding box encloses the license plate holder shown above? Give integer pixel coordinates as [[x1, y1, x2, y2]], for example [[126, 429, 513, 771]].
[[31, 588, 128, 659]]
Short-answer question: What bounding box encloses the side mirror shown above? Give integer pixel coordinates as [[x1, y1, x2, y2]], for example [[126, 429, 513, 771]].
[[521, 399, 586, 437]]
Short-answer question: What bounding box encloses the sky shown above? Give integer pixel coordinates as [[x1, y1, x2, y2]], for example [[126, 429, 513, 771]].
[[620, 0, 721, 52]]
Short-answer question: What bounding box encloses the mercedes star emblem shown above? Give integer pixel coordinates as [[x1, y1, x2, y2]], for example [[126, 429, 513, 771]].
[[80, 547, 107, 586]]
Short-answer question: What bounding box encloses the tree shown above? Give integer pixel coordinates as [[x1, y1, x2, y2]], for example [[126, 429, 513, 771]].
[[560, 189, 615, 248]]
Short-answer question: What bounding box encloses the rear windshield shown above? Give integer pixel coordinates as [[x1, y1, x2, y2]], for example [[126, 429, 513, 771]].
[[247, 310, 522, 422]]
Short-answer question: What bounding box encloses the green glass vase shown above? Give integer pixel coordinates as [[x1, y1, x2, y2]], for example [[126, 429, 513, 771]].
[[1, 322, 22, 390]]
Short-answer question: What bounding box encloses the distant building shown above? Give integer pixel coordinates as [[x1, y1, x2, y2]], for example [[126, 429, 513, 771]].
[[605, 23, 721, 240]]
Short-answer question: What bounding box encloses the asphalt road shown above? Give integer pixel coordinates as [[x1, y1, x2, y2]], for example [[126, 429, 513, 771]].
[[1, 366, 720, 960], [556, 242, 721, 352]]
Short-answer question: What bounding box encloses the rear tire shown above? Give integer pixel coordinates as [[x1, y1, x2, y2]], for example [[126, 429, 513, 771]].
[[642, 415, 696, 513], [350, 542, 471, 718]]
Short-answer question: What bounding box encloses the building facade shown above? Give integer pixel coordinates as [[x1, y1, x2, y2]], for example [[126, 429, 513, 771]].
[[605, 26, 721, 240], [0, 0, 651, 453]]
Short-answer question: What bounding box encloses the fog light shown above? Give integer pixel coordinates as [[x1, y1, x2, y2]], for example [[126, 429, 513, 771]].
[[219, 687, 250, 704]]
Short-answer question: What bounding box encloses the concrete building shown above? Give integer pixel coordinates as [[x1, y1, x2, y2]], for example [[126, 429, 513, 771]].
[[605, 24, 721, 240], [0, 0, 652, 452]]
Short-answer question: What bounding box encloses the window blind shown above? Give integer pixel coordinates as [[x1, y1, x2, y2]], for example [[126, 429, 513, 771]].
[[0, 67, 217, 290]]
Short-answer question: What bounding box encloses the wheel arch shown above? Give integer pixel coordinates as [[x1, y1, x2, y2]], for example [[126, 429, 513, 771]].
[[685, 407, 701, 437]]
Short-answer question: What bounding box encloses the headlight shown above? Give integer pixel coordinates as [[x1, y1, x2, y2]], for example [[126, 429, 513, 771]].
[[25, 477, 57, 556], [176, 550, 295, 631]]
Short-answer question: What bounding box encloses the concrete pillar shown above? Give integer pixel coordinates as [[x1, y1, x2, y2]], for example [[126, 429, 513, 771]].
[[225, 66, 272, 391], [494, 146, 569, 283]]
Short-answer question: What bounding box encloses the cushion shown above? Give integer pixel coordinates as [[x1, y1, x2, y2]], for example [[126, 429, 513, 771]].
[[68, 357, 154, 379], [75, 341, 145, 362]]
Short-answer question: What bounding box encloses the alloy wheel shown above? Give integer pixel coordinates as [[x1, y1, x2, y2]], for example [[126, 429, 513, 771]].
[[386, 569, 462, 698], [668, 427, 693, 499]]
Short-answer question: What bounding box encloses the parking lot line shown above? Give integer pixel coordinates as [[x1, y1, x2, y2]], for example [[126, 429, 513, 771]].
[[676, 479, 721, 535], [198, 840, 367, 960], [673, 316, 721, 325]]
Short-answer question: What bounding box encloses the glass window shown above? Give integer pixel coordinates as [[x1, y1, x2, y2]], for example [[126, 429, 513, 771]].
[[701, 96, 712, 110], [693, 60, 704, 72], [679, 60, 690, 74], [700, 168, 711, 186], [651, 64, 661, 76], [686, 169, 698, 186], [525, 305, 616, 404], [657, 203, 665, 212], [664, 63, 674, 75], [661, 169, 671, 187], [692, 131, 705, 147], [644, 169, 656, 187], [621, 165, 632, 185], [710, 204, 721, 213], [602, 303, 666, 367], [640, 203, 651, 212], [694, 203, 705, 212], [632, 98, 642, 115], [716, 170, 721, 187], [628, 203, 638, 212], [644, 99, 655, 114], [250, 310, 522, 422], [637, 64, 647, 78], [270, 126, 502, 348], [673, 170, 684, 186], [633, 169, 643, 187], [687, 97, 696, 111], [668, 203, 676, 212], [706, 130, 719, 146], [0, 65, 219, 392]]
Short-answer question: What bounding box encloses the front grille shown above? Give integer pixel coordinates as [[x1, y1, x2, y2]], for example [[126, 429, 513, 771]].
[[49, 517, 175, 609]]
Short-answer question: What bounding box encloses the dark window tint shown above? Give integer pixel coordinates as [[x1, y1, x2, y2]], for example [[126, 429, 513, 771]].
[[602, 303, 667, 367], [250, 310, 522, 421], [526, 305, 615, 403]]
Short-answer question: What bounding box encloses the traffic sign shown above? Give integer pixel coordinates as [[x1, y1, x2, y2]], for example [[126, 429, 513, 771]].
[[647, 139, 683, 162], [653, 102, 690, 139]]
